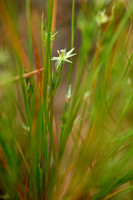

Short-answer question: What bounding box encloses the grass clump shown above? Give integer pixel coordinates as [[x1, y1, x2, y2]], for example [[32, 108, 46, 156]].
[[0, 0, 133, 199]]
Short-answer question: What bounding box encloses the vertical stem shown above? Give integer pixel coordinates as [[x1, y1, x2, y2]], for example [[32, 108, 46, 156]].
[[26, 0, 33, 69], [59, 0, 75, 156], [68, 0, 75, 86]]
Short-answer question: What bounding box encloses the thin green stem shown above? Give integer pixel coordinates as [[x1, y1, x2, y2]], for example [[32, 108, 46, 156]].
[[68, 0, 75, 86], [26, 0, 33, 69]]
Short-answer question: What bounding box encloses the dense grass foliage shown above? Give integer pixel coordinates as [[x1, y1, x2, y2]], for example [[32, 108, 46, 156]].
[[0, 0, 133, 199]]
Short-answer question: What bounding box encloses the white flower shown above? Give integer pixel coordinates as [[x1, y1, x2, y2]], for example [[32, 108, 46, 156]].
[[52, 48, 76, 70], [95, 10, 112, 26]]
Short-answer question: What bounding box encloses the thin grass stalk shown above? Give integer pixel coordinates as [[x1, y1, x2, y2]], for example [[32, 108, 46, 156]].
[[26, 0, 33, 69]]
